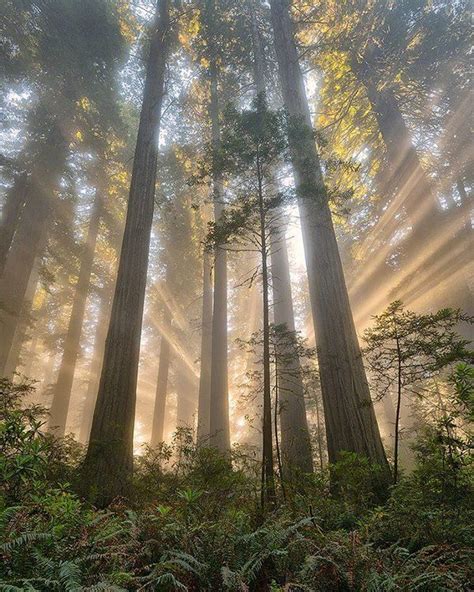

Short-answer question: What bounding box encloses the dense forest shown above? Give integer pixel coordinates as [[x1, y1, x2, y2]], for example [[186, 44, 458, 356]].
[[0, 0, 473, 590]]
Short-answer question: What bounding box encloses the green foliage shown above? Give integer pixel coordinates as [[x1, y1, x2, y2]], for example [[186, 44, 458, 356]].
[[364, 302, 472, 395], [204, 95, 292, 255], [363, 363, 473, 551], [1, 378, 83, 506], [1, 378, 472, 590], [1, 378, 50, 504], [364, 302, 472, 481]]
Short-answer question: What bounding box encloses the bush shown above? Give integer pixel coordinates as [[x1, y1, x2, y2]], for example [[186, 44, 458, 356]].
[[1, 376, 472, 590]]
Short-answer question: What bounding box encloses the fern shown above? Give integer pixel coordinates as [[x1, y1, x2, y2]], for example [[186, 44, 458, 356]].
[[0, 506, 23, 530], [165, 551, 207, 578], [32, 550, 56, 574], [0, 532, 52, 553], [0, 578, 57, 591], [149, 572, 188, 591], [58, 560, 82, 591]]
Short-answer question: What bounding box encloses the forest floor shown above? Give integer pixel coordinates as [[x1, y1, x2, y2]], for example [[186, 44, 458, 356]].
[[1, 379, 473, 591]]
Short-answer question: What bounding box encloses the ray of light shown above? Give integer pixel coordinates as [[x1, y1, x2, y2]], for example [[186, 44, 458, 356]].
[[350, 96, 473, 296], [404, 265, 474, 310], [147, 313, 199, 378], [354, 239, 473, 329], [151, 281, 192, 334]]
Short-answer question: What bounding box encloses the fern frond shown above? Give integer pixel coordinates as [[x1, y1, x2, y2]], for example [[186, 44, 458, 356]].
[[149, 572, 188, 591], [1, 532, 52, 553]]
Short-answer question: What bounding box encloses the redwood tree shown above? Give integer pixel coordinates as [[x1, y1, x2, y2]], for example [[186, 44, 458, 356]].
[[80, 0, 173, 504], [48, 174, 103, 437], [269, 0, 389, 476], [197, 251, 213, 443], [248, 0, 313, 475]]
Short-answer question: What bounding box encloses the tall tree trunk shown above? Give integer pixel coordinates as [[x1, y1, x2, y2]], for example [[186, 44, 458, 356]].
[[257, 150, 276, 508], [79, 284, 113, 445], [48, 185, 102, 436], [80, 0, 172, 505], [0, 120, 67, 376], [3, 258, 40, 378], [208, 62, 230, 453], [0, 99, 60, 276], [0, 172, 28, 275], [270, 223, 313, 474], [0, 122, 67, 377], [241, 281, 263, 451], [269, 0, 389, 477], [151, 307, 172, 446], [0, 191, 50, 375], [248, 1, 313, 475], [176, 362, 197, 432], [455, 178, 473, 243], [197, 251, 213, 443]]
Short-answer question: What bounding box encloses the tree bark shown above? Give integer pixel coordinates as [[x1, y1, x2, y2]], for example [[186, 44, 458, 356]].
[[0, 119, 67, 377], [270, 223, 313, 474], [3, 258, 40, 378], [394, 332, 402, 484], [48, 185, 102, 436], [0, 172, 28, 275], [151, 307, 172, 446], [248, 0, 312, 474], [354, 72, 439, 224], [0, 185, 51, 375], [257, 149, 276, 508], [269, 0, 389, 476], [348, 61, 454, 322], [197, 250, 213, 443], [208, 62, 230, 453], [80, 0, 172, 505], [176, 361, 197, 432], [0, 97, 70, 277]]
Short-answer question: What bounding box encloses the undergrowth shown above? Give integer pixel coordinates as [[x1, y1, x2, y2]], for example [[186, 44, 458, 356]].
[[1, 372, 473, 591]]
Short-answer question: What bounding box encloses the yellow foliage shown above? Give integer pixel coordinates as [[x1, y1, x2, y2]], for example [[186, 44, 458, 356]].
[[77, 96, 91, 112], [179, 13, 200, 49], [117, 0, 138, 44], [113, 170, 129, 187]]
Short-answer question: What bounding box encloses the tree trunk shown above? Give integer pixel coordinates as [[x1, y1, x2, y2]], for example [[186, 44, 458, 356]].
[[3, 258, 40, 378], [197, 251, 213, 443], [270, 223, 313, 474], [0, 120, 67, 376], [269, 0, 389, 477], [394, 334, 402, 484], [248, 0, 312, 474], [241, 280, 263, 452], [257, 150, 276, 508], [80, 0, 171, 505], [176, 362, 197, 432], [456, 177, 473, 233], [151, 307, 172, 446], [48, 185, 102, 436], [0, 172, 28, 275], [79, 284, 113, 444], [208, 62, 230, 453], [0, 188, 49, 376]]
